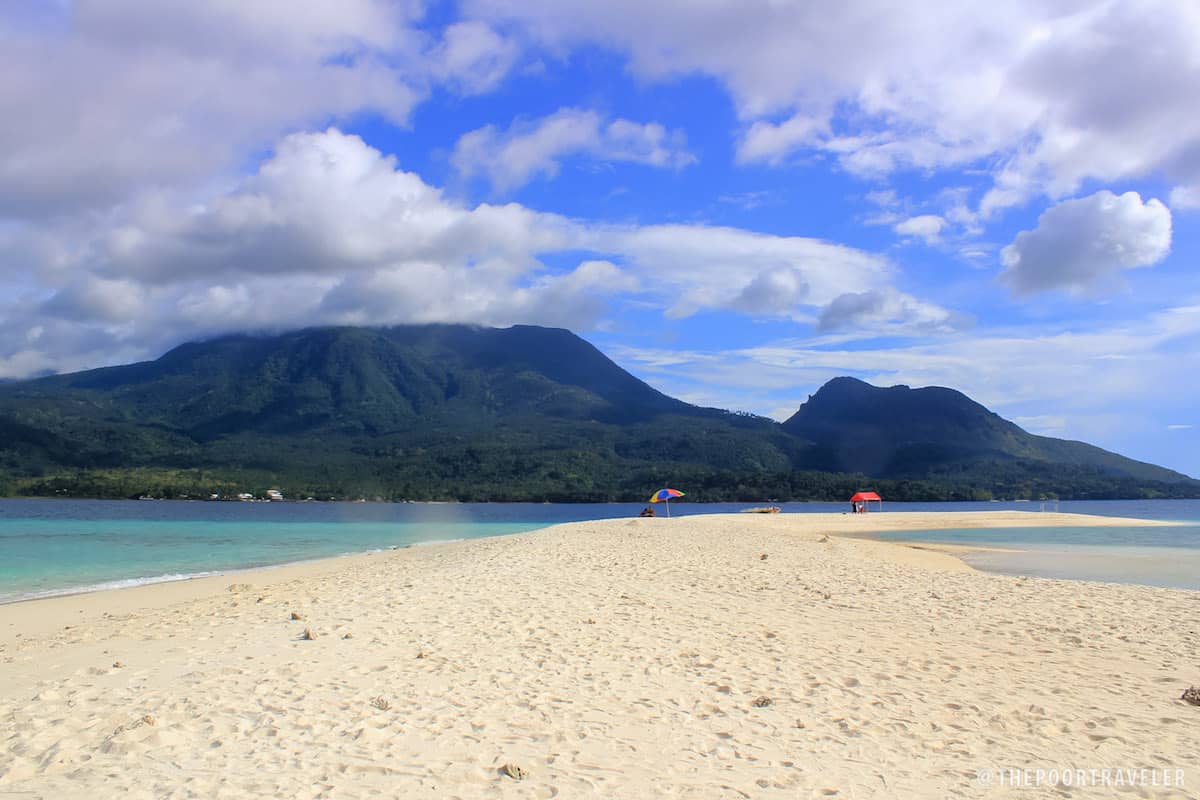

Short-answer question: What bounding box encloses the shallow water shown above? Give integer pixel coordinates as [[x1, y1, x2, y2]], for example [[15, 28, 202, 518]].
[[959, 545, 1200, 590], [3, 498, 1199, 600], [875, 523, 1200, 590]]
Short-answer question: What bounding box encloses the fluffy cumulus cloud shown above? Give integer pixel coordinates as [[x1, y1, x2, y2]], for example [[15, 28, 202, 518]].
[[0, 0, 431, 219], [466, 0, 1200, 212], [729, 267, 810, 315], [1000, 191, 1172, 295], [318, 259, 636, 331], [0, 128, 929, 378], [817, 288, 964, 334], [428, 21, 519, 95], [452, 108, 695, 191], [893, 215, 946, 245], [591, 224, 896, 320], [737, 115, 829, 166], [94, 129, 580, 284], [0, 129, 600, 375]]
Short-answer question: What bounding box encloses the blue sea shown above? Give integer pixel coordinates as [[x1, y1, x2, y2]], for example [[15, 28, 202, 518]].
[[2, 498, 1199, 602]]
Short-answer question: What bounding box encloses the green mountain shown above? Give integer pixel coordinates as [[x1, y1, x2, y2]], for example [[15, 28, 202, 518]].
[[0, 326, 1194, 501], [782, 376, 1190, 485], [0, 325, 804, 501]]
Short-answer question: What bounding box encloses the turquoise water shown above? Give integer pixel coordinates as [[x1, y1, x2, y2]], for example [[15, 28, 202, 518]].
[[0, 518, 541, 602], [0, 499, 673, 601], [3, 499, 1200, 601]]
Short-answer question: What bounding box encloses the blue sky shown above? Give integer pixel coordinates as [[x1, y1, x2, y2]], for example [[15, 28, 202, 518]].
[[2, 1, 1199, 476]]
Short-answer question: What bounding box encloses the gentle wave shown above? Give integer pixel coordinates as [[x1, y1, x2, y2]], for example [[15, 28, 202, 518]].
[[0, 570, 222, 604], [0, 553, 375, 605], [0, 536, 500, 603]]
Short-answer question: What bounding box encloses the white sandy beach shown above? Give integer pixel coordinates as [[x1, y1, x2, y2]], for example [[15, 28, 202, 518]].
[[1, 511, 1196, 798]]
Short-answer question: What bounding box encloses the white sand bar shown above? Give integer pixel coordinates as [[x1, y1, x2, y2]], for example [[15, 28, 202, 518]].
[[1, 512, 1196, 798]]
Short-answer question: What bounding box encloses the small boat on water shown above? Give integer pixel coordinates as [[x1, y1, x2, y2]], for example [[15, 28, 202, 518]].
[[741, 506, 781, 514]]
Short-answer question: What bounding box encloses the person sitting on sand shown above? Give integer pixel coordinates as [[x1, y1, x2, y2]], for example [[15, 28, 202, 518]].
[[639, 506, 655, 517]]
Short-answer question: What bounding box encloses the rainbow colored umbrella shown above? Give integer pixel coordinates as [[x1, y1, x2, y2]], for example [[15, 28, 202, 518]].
[[649, 488, 685, 516]]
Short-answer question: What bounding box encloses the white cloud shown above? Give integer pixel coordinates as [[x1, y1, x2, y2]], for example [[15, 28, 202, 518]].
[[428, 21, 519, 94], [894, 214, 946, 244], [0, 128, 923, 378], [41, 277, 148, 323], [0, 0, 426, 219], [593, 223, 891, 319], [97, 129, 577, 284], [817, 287, 964, 334], [1169, 185, 1200, 210], [468, 0, 1200, 212], [452, 107, 695, 191], [737, 114, 827, 165], [749, 306, 1200, 413], [319, 259, 635, 330], [1000, 190, 1171, 295], [0, 129, 616, 374], [729, 267, 809, 315]]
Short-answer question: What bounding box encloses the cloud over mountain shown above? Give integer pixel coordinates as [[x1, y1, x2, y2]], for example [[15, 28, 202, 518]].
[[1, 129, 908, 378], [2, 0, 1198, 475]]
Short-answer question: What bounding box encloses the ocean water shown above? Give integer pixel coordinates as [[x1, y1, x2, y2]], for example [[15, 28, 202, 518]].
[[3, 498, 1200, 601]]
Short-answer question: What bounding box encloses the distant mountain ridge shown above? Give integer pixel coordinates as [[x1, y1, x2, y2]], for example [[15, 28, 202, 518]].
[[0, 325, 1194, 501], [782, 377, 1189, 485]]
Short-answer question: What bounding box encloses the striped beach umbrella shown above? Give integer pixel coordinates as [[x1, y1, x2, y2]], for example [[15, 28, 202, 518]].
[[649, 487, 685, 516]]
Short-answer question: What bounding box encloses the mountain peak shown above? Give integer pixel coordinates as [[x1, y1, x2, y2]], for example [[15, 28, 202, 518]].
[[0, 329, 1193, 500], [784, 376, 1188, 483]]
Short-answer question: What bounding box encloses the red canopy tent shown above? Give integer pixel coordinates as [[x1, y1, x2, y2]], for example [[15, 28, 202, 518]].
[[849, 491, 882, 512]]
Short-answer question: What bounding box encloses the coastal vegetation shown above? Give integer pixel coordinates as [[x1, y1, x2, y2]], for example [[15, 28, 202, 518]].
[[1, 325, 1196, 502]]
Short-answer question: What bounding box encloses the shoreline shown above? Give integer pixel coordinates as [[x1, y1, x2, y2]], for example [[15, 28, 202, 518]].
[[0, 509, 1179, 609], [0, 510, 1183, 637], [0, 546, 423, 608], [2, 512, 1195, 798], [0, 549, 413, 642]]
